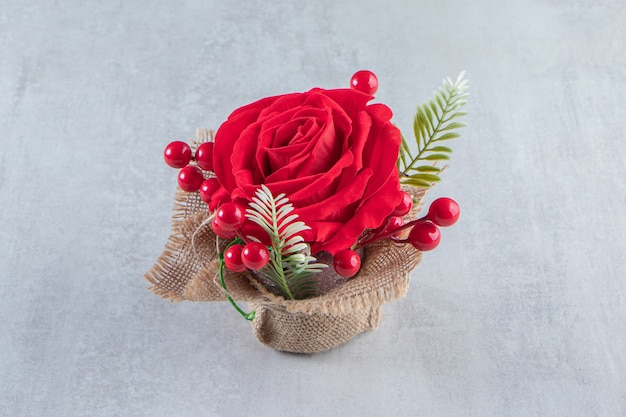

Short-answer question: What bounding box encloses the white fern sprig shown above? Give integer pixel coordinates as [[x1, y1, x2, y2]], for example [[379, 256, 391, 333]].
[[245, 185, 327, 300], [398, 72, 469, 187]]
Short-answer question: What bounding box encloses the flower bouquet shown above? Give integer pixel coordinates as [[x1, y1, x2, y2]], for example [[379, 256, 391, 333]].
[[145, 71, 469, 353]]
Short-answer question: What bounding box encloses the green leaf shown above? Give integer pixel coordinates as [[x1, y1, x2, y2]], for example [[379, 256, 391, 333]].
[[412, 116, 424, 148], [439, 122, 466, 131], [443, 111, 468, 123], [245, 185, 327, 300], [423, 105, 435, 129], [428, 146, 453, 153], [433, 132, 461, 141], [424, 153, 450, 161], [415, 165, 442, 172], [402, 178, 434, 187], [429, 101, 439, 118], [409, 173, 441, 182], [420, 107, 435, 133], [398, 134, 411, 170]]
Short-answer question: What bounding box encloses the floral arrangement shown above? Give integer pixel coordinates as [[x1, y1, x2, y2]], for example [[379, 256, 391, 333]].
[[148, 71, 468, 352]]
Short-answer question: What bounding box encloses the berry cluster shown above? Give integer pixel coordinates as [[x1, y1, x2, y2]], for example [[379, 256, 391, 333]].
[[319, 194, 460, 280], [214, 202, 271, 272], [163, 140, 218, 198], [164, 141, 274, 275], [224, 242, 269, 272], [357, 191, 460, 253]]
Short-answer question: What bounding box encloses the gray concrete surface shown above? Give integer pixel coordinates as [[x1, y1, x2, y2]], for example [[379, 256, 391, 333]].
[[1, 0, 625, 416]]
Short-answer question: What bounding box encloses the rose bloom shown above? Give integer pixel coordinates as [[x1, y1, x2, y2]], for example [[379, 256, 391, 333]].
[[210, 88, 403, 255]]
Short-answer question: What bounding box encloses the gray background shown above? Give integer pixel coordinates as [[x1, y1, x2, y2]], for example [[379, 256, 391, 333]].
[[1, 0, 625, 416]]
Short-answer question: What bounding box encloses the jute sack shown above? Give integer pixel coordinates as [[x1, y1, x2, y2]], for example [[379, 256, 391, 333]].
[[145, 182, 427, 353]]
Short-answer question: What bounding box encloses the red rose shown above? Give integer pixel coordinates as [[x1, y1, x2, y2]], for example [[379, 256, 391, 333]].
[[210, 88, 402, 255]]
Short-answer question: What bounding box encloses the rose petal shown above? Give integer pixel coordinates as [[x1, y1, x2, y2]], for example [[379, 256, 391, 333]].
[[236, 173, 324, 200], [316, 88, 373, 113], [265, 143, 307, 173], [287, 151, 354, 203], [335, 110, 371, 192], [257, 92, 307, 118], [297, 167, 372, 222], [293, 112, 342, 176], [359, 107, 401, 198], [305, 221, 344, 254], [317, 172, 401, 255], [208, 185, 231, 211], [303, 92, 353, 144], [233, 122, 265, 184], [214, 106, 266, 192]]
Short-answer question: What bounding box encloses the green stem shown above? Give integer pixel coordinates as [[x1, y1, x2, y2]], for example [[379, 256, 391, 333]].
[[265, 197, 294, 300], [270, 248, 294, 300], [218, 252, 255, 321]]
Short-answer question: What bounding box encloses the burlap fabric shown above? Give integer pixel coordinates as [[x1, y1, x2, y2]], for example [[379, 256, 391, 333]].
[[145, 132, 428, 353]]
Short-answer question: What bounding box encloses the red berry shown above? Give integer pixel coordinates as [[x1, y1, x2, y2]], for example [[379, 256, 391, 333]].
[[177, 165, 204, 192], [212, 217, 236, 238], [241, 242, 270, 270], [333, 249, 361, 278], [216, 202, 246, 232], [392, 191, 413, 216], [408, 221, 440, 251], [350, 70, 378, 95], [199, 178, 221, 203], [164, 141, 192, 168], [224, 244, 246, 272], [195, 142, 214, 171], [427, 197, 460, 227], [385, 216, 404, 238]]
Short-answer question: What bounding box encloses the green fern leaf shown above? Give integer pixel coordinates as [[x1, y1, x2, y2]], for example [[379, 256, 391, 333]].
[[245, 185, 327, 300], [400, 72, 469, 186]]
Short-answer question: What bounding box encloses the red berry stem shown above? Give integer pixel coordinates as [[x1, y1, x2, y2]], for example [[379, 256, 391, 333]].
[[356, 216, 393, 247], [357, 215, 428, 247]]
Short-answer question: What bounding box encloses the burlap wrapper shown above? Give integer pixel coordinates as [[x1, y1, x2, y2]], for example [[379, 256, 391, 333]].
[[145, 143, 427, 353]]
